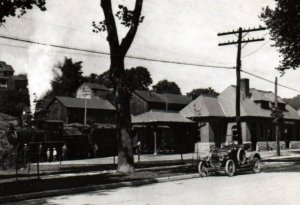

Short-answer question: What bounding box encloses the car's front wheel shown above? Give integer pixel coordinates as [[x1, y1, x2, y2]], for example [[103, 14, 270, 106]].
[[198, 161, 209, 177], [225, 159, 236, 177], [252, 157, 261, 173]]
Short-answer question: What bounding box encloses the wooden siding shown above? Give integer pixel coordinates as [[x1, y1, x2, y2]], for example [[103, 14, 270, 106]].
[[47, 100, 115, 124], [67, 108, 115, 124], [130, 92, 149, 115], [47, 100, 68, 122]]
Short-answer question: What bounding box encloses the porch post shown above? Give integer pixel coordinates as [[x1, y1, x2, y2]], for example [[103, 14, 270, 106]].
[[153, 130, 157, 155]]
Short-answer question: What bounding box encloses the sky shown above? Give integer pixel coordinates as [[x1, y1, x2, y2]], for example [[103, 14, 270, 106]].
[[0, 0, 299, 108]]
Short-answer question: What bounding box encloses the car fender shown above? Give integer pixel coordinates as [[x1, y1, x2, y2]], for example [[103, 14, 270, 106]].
[[248, 152, 261, 161]]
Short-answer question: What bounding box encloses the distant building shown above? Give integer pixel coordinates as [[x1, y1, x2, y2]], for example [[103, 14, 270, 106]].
[[7, 74, 28, 91], [131, 109, 197, 154], [0, 61, 29, 92], [130, 90, 192, 115], [45, 96, 116, 124], [180, 78, 300, 152], [129, 91, 194, 154], [76, 83, 110, 99], [0, 61, 14, 89]]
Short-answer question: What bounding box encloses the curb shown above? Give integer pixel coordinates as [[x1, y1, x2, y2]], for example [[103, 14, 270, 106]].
[[0, 173, 200, 203]]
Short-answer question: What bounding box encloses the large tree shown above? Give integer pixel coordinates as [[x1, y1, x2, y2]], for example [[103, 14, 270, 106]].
[[93, 0, 144, 173], [0, 0, 46, 26], [126, 66, 152, 92], [261, 1, 300, 73], [152, 79, 181, 95], [85, 70, 114, 89], [50, 57, 85, 97], [86, 66, 152, 92], [187, 87, 219, 100]]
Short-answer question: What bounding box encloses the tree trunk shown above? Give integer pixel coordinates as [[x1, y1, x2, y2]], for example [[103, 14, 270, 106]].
[[111, 58, 134, 173]]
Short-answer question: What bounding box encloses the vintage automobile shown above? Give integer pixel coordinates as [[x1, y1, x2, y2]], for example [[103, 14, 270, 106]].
[[198, 144, 261, 177]]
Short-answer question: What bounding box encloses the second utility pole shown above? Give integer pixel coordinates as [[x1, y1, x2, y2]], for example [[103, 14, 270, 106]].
[[218, 26, 266, 145], [235, 28, 242, 145]]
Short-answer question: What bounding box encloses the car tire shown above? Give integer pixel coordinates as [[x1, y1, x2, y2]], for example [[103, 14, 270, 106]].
[[225, 159, 236, 177], [252, 157, 261, 173], [198, 161, 208, 177]]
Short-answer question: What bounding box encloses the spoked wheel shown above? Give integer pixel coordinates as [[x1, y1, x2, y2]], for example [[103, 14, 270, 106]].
[[198, 161, 209, 177], [252, 157, 261, 173], [225, 159, 236, 177]]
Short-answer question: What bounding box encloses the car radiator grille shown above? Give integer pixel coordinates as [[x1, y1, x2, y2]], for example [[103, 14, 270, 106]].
[[211, 154, 221, 168]]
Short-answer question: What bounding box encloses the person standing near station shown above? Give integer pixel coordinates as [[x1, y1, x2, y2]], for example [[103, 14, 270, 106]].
[[38, 144, 43, 162], [93, 143, 98, 158], [62, 144, 68, 161], [53, 148, 57, 161], [46, 148, 51, 162], [23, 143, 29, 167]]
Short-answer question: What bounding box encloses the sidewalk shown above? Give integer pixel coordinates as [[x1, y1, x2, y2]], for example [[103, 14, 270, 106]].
[[1, 149, 300, 203], [2, 149, 300, 178]]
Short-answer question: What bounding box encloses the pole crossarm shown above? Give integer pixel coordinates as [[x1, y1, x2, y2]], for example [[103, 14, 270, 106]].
[[218, 38, 265, 46], [217, 27, 266, 36]]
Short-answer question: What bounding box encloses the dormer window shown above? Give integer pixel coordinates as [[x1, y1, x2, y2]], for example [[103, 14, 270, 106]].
[[260, 101, 270, 109], [270, 102, 286, 111]]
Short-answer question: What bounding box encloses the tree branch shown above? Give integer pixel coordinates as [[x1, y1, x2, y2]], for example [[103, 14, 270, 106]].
[[100, 0, 120, 54], [120, 0, 143, 56]]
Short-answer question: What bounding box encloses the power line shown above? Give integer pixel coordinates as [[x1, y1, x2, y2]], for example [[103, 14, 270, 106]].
[[241, 69, 300, 93], [242, 40, 269, 58], [0, 34, 235, 70], [19, 17, 232, 66], [1, 34, 298, 94]]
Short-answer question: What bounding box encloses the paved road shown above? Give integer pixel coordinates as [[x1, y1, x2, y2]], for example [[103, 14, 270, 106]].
[[9, 164, 300, 205]]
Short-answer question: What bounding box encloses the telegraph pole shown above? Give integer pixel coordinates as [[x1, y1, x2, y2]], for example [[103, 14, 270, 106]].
[[218, 26, 266, 145]]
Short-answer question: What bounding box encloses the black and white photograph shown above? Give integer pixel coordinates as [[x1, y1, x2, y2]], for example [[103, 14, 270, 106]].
[[0, 0, 300, 204]]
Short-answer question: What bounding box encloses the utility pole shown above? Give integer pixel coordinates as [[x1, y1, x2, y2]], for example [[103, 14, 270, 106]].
[[274, 77, 281, 156], [218, 26, 266, 145], [81, 87, 90, 126]]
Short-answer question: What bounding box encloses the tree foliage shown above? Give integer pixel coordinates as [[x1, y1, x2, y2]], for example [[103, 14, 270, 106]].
[[0, 0, 46, 25], [86, 66, 152, 92], [49, 57, 85, 97], [187, 87, 219, 100], [261, 1, 300, 73], [152, 79, 181, 95], [85, 70, 113, 89], [283, 95, 300, 110], [125, 66, 152, 92]]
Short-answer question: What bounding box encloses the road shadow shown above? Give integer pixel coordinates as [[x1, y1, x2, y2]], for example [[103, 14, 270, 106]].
[[262, 162, 300, 173]]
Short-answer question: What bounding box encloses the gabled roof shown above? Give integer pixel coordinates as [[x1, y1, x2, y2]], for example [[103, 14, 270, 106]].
[[180, 95, 225, 118], [160, 93, 192, 105], [134, 90, 192, 105], [251, 88, 285, 104], [0, 61, 14, 72], [134, 90, 164, 103], [81, 83, 109, 91], [181, 85, 300, 120], [48, 96, 115, 110], [132, 110, 194, 124]]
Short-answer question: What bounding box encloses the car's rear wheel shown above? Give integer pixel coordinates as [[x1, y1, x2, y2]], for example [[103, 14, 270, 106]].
[[252, 157, 261, 173], [225, 159, 235, 177], [198, 161, 208, 177]]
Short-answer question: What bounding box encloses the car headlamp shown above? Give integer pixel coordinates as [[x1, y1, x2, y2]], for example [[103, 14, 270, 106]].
[[219, 155, 224, 161], [205, 156, 210, 161]]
